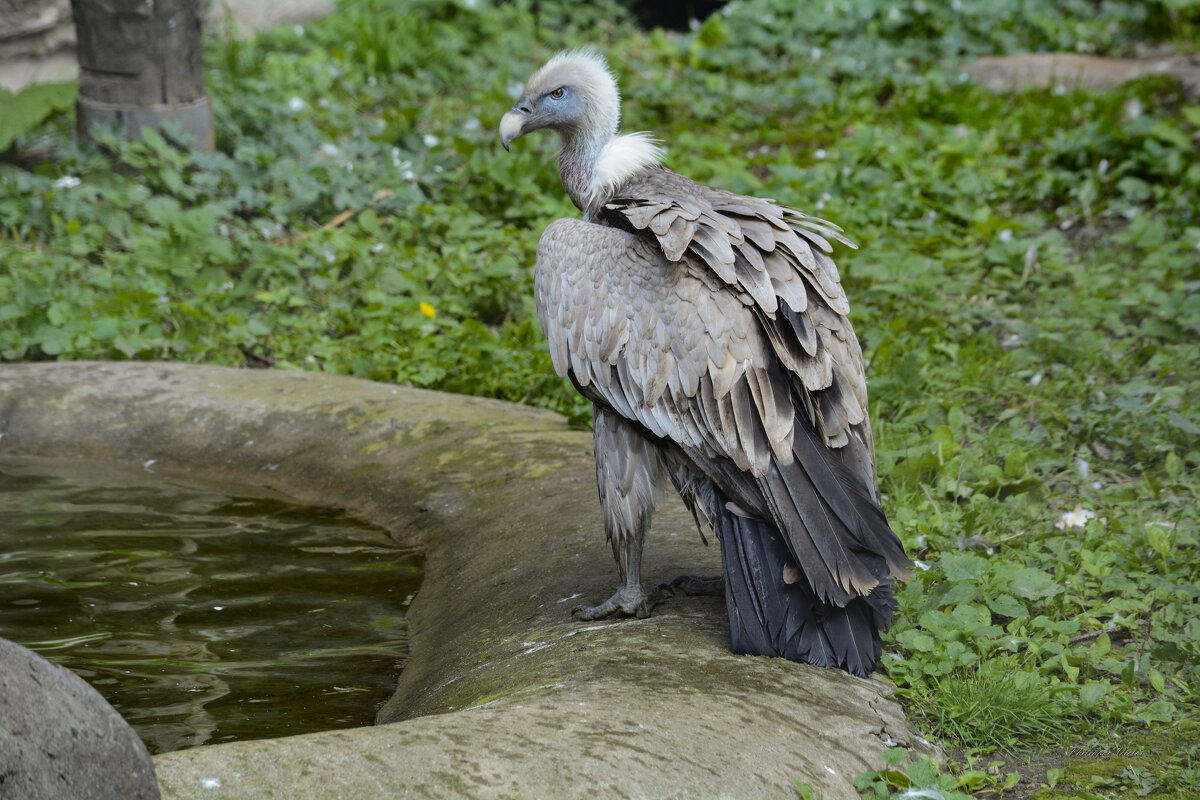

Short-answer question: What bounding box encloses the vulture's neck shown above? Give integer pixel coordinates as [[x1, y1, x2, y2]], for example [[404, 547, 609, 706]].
[[558, 130, 663, 218]]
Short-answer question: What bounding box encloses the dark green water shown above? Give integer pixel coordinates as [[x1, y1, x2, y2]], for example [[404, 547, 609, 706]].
[[0, 459, 421, 754]]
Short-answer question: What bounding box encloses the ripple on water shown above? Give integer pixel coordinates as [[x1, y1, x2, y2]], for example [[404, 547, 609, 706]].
[[0, 460, 422, 754]]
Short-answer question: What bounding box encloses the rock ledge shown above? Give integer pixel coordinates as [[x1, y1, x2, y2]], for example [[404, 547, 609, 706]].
[[0, 362, 931, 800]]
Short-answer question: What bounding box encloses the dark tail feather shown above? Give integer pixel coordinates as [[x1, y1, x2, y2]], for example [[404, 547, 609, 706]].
[[718, 507, 892, 677]]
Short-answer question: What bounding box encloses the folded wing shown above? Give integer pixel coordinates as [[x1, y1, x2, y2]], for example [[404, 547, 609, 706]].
[[535, 186, 911, 609]]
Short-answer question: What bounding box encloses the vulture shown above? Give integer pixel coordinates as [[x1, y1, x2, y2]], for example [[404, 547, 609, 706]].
[[499, 50, 912, 676]]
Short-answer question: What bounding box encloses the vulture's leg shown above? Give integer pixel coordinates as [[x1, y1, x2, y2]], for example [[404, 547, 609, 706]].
[[572, 407, 665, 621], [649, 456, 728, 602]]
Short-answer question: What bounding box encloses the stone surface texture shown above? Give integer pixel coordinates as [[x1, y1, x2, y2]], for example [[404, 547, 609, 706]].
[[0, 636, 161, 800], [964, 52, 1200, 97], [0, 362, 932, 799], [0, 0, 334, 92]]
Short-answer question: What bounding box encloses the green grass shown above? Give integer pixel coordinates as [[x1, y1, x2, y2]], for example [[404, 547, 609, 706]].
[[2, 0, 1198, 797]]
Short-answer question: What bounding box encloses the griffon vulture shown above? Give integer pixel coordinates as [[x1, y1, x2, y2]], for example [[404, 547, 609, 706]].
[[499, 50, 911, 676]]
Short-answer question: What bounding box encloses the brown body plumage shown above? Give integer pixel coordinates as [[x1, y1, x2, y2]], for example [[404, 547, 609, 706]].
[[501, 50, 911, 676]]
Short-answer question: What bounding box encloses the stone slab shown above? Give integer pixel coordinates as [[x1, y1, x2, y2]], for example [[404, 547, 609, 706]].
[[964, 52, 1200, 97], [0, 362, 932, 799]]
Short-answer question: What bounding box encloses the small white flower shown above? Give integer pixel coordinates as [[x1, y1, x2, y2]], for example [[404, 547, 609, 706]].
[[998, 229, 1013, 243], [54, 175, 81, 189], [1124, 98, 1143, 121], [287, 96, 308, 113], [423, 134, 439, 148], [402, 169, 415, 181], [899, 790, 947, 800], [1077, 458, 1090, 478], [814, 148, 828, 160], [462, 116, 481, 132], [810, 47, 823, 60], [1055, 505, 1097, 530], [689, 18, 701, 31], [1098, 158, 1109, 176], [1029, 372, 1043, 386], [371, 242, 384, 254], [320, 143, 340, 157]]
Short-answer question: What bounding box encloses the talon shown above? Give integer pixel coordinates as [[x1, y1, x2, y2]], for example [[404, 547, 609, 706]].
[[570, 586, 653, 621], [661, 573, 725, 597], [572, 602, 613, 621]]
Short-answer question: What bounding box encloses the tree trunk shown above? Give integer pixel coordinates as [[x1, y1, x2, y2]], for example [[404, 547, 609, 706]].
[[71, 0, 213, 151]]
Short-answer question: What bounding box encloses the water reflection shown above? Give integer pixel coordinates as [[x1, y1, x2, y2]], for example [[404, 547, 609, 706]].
[[0, 461, 421, 754]]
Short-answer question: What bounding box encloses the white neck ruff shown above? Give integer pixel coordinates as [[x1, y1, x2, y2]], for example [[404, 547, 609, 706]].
[[588, 132, 664, 202]]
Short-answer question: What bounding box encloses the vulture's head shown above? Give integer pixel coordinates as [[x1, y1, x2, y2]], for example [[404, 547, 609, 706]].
[[499, 49, 621, 152]]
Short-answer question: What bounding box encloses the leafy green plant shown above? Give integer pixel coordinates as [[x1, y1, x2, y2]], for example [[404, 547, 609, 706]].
[[853, 747, 1019, 800], [0, 81, 77, 152]]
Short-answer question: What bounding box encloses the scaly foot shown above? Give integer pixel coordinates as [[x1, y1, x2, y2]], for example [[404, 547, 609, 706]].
[[572, 584, 653, 620], [650, 573, 724, 600]]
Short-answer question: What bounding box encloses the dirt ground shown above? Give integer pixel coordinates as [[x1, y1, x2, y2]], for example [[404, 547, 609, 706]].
[[944, 721, 1198, 799]]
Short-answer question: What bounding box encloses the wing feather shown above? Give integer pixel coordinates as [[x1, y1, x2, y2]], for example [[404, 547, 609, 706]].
[[538, 182, 909, 606]]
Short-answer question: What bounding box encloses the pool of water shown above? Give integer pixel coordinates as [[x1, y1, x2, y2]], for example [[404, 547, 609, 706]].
[[0, 458, 422, 754]]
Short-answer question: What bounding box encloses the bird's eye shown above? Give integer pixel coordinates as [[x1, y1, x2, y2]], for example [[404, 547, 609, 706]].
[[550, 87, 565, 99]]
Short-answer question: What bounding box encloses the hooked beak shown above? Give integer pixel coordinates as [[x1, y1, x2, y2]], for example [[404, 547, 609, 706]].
[[499, 100, 533, 152]]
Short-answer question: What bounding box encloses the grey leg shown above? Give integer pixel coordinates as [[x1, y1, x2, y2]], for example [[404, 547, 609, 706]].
[[572, 407, 665, 621]]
